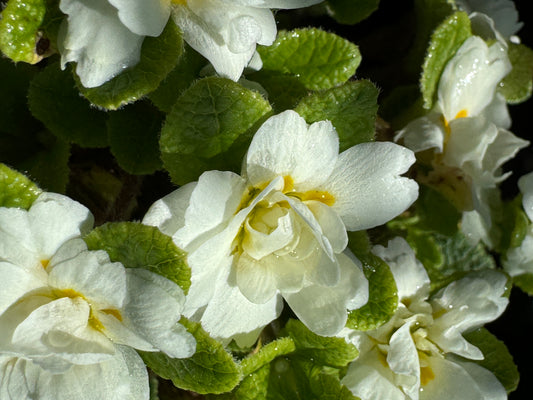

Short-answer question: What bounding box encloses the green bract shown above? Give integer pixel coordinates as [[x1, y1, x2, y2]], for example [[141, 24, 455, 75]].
[[0, 163, 41, 209], [84, 222, 191, 293], [141, 318, 241, 395], [420, 11, 471, 109], [77, 21, 183, 110], [295, 80, 379, 151], [160, 76, 272, 185], [258, 28, 361, 91]]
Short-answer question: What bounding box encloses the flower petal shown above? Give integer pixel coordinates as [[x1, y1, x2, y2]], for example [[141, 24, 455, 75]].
[[283, 251, 368, 336], [228, 0, 323, 9], [234, 253, 278, 303], [142, 182, 197, 237], [245, 110, 339, 189], [0, 261, 47, 316], [59, 0, 144, 88], [322, 142, 418, 231], [387, 322, 420, 398], [306, 200, 348, 253], [395, 113, 446, 153], [109, 0, 170, 36], [482, 128, 529, 178], [429, 270, 508, 359], [519, 172, 533, 221]]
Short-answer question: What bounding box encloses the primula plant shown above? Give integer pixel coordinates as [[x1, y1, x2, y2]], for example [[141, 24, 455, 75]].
[[0, 0, 532, 399]]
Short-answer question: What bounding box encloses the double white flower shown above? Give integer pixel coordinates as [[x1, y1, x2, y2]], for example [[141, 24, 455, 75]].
[[341, 238, 509, 400], [0, 193, 195, 400], [144, 110, 419, 344], [58, 0, 321, 88], [396, 35, 528, 245]]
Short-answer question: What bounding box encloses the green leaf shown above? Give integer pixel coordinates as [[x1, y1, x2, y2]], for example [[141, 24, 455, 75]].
[[0, 0, 46, 63], [17, 132, 70, 193], [325, 0, 380, 25], [500, 196, 529, 252], [107, 101, 163, 175], [406, 229, 444, 273], [284, 320, 358, 368], [295, 80, 378, 151], [28, 62, 108, 148], [499, 43, 533, 104], [0, 163, 41, 209], [258, 28, 361, 91], [240, 337, 296, 376], [84, 222, 190, 294], [78, 21, 183, 110], [141, 318, 241, 395], [347, 232, 398, 331], [463, 328, 519, 394], [160, 77, 272, 185], [149, 44, 207, 113], [247, 70, 308, 113], [415, 184, 461, 236], [420, 11, 471, 109], [512, 273, 533, 296]]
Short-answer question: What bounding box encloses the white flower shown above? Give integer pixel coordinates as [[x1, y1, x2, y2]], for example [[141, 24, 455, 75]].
[[0, 193, 196, 400], [143, 110, 418, 344], [456, 0, 523, 38], [58, 0, 321, 88], [504, 172, 533, 277], [340, 237, 509, 400], [396, 36, 528, 245]]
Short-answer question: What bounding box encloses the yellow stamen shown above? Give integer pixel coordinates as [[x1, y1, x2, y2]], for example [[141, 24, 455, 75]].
[[102, 308, 123, 322], [40, 259, 50, 269], [454, 109, 468, 120], [283, 175, 335, 206], [283, 175, 295, 192], [171, 0, 187, 5]]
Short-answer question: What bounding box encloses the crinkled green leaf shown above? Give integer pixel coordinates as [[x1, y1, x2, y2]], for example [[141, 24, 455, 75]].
[[419, 231, 496, 292], [0, 0, 46, 63], [240, 337, 296, 376], [347, 232, 398, 331], [149, 44, 207, 113], [415, 184, 461, 235], [406, 229, 444, 273], [284, 319, 358, 368], [17, 132, 70, 193], [160, 76, 271, 185], [213, 364, 271, 400], [500, 196, 529, 253], [247, 70, 308, 113], [325, 0, 380, 25], [295, 80, 378, 151], [500, 43, 533, 105], [107, 101, 163, 175], [420, 11, 471, 109], [140, 318, 241, 395], [512, 273, 533, 296], [463, 328, 519, 394], [84, 222, 190, 294], [0, 163, 41, 209], [258, 28, 361, 91], [78, 21, 182, 110], [28, 62, 108, 148]]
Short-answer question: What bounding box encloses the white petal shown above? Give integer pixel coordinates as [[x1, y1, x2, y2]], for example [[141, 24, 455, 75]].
[[48, 246, 127, 311], [109, 0, 170, 36], [519, 172, 533, 221], [172, 5, 256, 81], [322, 142, 418, 231], [387, 322, 420, 398], [395, 112, 446, 153], [373, 237, 430, 301], [227, 0, 322, 9], [482, 128, 529, 178], [59, 0, 144, 88], [234, 253, 279, 303], [504, 227, 533, 276], [174, 171, 246, 250], [119, 268, 195, 358], [283, 252, 368, 336], [0, 207, 37, 267], [142, 182, 197, 237], [450, 357, 507, 400], [306, 200, 348, 253], [438, 36, 511, 121], [342, 349, 406, 400], [457, 0, 523, 37], [199, 279, 283, 342], [0, 261, 46, 316], [482, 92, 511, 129], [420, 355, 504, 400], [245, 110, 339, 189], [429, 270, 508, 359]]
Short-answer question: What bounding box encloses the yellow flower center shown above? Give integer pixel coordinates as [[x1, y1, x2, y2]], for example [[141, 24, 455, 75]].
[[171, 0, 187, 5], [283, 175, 336, 207]]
